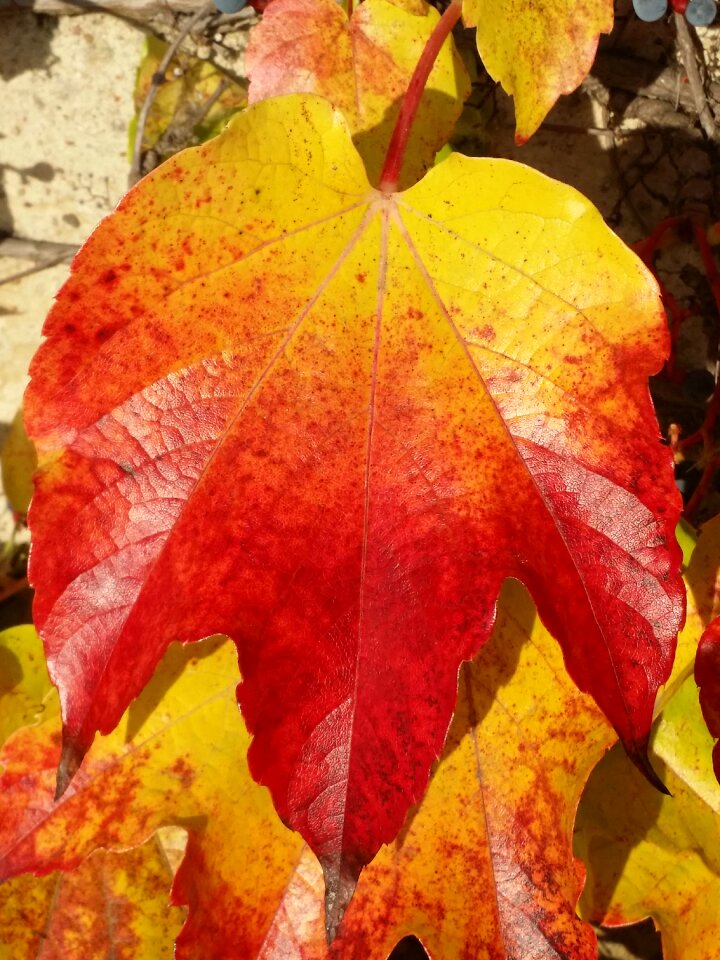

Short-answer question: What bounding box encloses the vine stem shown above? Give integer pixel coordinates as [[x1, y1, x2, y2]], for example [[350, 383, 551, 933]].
[[378, 0, 462, 192]]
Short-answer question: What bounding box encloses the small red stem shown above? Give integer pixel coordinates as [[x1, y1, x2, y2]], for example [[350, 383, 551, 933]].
[[347, 0, 353, 17], [379, 0, 462, 192]]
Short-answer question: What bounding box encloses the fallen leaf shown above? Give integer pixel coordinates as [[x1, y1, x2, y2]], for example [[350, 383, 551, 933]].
[[0, 838, 183, 960], [463, 0, 614, 142], [25, 94, 683, 925], [246, 0, 470, 186]]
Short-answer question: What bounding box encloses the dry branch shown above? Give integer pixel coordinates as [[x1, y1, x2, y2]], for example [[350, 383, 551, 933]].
[[0, 0, 203, 16]]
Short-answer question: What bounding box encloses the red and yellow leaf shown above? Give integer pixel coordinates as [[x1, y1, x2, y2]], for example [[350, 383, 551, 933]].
[[25, 94, 683, 924], [462, 0, 614, 143], [576, 581, 720, 960], [0, 633, 306, 957], [0, 839, 183, 960], [0, 585, 613, 958], [245, 0, 470, 187]]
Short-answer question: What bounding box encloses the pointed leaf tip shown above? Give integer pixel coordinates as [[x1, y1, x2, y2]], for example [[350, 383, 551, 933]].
[[627, 741, 671, 797], [54, 733, 85, 801]]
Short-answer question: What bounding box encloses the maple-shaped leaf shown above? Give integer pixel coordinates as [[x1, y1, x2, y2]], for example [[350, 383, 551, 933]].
[[576, 578, 720, 960], [0, 838, 184, 960], [245, 0, 470, 187], [26, 94, 683, 926], [463, 0, 613, 142], [0, 585, 612, 958]]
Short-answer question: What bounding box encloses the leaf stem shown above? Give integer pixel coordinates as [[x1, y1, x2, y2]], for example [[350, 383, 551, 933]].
[[378, 0, 462, 192]]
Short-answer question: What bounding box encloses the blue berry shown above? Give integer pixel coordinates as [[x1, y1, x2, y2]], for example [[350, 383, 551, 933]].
[[686, 0, 718, 25], [213, 0, 248, 12], [632, 0, 668, 20]]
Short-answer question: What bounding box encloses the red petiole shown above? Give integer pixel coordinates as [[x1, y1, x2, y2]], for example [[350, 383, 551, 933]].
[[379, 0, 463, 192]]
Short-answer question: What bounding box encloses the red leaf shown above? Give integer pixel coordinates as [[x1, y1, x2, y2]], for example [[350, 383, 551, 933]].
[[26, 96, 684, 924], [696, 618, 720, 783]]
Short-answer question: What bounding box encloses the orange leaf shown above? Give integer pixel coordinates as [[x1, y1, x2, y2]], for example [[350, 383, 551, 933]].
[[25, 95, 683, 926]]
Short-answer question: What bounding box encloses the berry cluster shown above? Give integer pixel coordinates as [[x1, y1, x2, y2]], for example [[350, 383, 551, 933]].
[[633, 0, 717, 24]]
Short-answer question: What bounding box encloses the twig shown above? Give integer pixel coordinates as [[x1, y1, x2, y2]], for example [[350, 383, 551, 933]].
[[0, 0, 203, 15], [674, 12, 719, 143], [0, 256, 71, 286], [0, 236, 78, 286], [129, 2, 215, 186], [0, 236, 78, 261]]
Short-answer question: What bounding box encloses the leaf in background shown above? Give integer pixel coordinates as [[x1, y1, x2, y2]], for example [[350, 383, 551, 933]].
[[128, 36, 247, 163], [576, 575, 720, 960], [692, 515, 720, 782], [0, 631, 307, 958], [0, 626, 49, 748], [0, 585, 612, 959], [26, 94, 683, 928], [696, 620, 720, 783], [245, 0, 470, 187], [184, 581, 615, 959], [462, 0, 613, 143], [0, 838, 183, 960], [1, 408, 37, 519]]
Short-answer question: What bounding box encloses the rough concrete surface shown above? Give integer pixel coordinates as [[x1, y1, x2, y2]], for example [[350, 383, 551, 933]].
[[0, 12, 143, 428]]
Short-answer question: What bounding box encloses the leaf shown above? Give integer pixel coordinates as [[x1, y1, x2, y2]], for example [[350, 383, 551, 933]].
[[25, 94, 683, 925], [0, 625, 49, 748], [245, 0, 470, 187], [1, 408, 37, 518], [0, 632, 306, 957], [0, 585, 613, 958], [462, 0, 614, 143], [691, 514, 720, 783], [576, 582, 720, 960], [0, 838, 184, 960], [696, 619, 720, 783], [181, 581, 616, 959], [129, 36, 248, 163]]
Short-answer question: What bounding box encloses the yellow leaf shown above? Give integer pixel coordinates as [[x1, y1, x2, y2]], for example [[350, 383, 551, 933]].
[[462, 0, 614, 142], [577, 582, 720, 960], [1, 409, 37, 518], [0, 838, 183, 960], [0, 626, 49, 749]]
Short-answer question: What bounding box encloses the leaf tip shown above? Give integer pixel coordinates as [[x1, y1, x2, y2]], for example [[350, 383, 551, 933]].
[[627, 742, 671, 797], [54, 731, 86, 801], [322, 859, 359, 944]]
